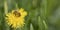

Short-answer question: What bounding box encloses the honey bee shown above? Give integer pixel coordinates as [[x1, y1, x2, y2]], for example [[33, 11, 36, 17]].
[[13, 10, 21, 17]]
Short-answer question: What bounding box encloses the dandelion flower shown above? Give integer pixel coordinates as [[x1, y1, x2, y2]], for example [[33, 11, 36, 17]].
[[5, 8, 27, 28]]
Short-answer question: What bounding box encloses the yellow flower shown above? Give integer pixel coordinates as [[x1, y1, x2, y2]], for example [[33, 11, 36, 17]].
[[5, 8, 27, 28]]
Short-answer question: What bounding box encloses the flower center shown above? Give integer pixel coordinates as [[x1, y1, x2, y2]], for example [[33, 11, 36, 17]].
[[13, 11, 21, 17]]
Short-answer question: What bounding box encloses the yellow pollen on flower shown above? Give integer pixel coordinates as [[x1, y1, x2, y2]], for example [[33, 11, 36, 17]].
[[5, 8, 27, 28]]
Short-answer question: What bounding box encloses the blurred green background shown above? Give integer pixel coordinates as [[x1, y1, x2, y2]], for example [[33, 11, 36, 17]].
[[0, 0, 60, 30]]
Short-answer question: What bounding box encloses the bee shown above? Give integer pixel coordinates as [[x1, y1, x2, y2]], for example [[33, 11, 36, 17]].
[[13, 10, 21, 17]]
